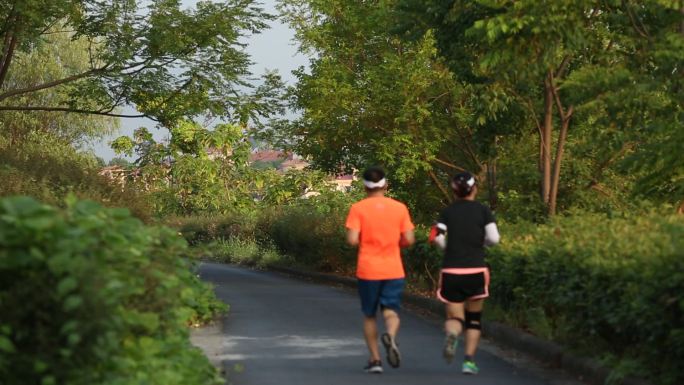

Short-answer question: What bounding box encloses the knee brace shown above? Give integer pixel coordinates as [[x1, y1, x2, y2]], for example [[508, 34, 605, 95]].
[[465, 311, 482, 330]]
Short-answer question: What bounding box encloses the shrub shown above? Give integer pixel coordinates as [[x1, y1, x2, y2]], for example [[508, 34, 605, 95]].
[[488, 211, 684, 385], [401, 224, 442, 294], [0, 196, 226, 385], [255, 191, 359, 274], [167, 212, 258, 246], [203, 237, 288, 268], [0, 134, 153, 221]]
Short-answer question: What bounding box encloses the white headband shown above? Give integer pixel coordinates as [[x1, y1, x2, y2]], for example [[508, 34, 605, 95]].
[[363, 178, 387, 189], [451, 177, 476, 190], [466, 177, 475, 187]]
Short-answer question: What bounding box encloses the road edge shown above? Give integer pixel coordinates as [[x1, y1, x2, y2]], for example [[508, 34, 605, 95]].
[[269, 265, 652, 385]]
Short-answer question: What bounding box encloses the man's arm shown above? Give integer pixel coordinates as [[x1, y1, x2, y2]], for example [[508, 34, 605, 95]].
[[399, 229, 415, 248], [346, 228, 360, 246]]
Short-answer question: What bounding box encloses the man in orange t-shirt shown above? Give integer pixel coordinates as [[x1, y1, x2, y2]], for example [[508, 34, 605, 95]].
[[345, 166, 415, 374]]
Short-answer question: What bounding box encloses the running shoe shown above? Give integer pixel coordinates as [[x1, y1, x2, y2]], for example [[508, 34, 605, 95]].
[[442, 333, 459, 364], [462, 360, 479, 375], [381, 333, 401, 368], [363, 360, 383, 374]]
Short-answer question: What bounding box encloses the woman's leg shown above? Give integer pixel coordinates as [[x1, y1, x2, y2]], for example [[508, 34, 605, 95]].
[[442, 301, 464, 363], [463, 299, 484, 358], [445, 302, 465, 336]]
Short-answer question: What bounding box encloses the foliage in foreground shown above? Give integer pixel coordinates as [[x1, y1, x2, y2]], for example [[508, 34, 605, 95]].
[[488, 211, 684, 385], [0, 197, 226, 385]]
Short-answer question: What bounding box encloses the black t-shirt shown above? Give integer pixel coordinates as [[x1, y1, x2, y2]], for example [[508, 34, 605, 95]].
[[437, 200, 496, 268]]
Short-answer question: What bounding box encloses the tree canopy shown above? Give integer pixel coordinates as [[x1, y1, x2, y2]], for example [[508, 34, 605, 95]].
[[0, 0, 283, 126], [274, 0, 683, 218]]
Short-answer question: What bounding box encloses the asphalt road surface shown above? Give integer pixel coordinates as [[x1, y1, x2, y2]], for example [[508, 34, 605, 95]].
[[197, 263, 579, 385]]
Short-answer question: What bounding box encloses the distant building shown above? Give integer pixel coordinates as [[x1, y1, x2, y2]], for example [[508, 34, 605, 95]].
[[98, 166, 128, 188], [332, 174, 355, 192], [249, 149, 287, 164], [278, 154, 309, 172]]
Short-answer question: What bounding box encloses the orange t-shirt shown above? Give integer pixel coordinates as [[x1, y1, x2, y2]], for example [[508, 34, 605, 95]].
[[345, 196, 415, 280]]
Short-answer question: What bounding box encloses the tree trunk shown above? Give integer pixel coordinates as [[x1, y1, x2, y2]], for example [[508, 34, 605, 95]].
[[548, 106, 573, 216], [428, 169, 452, 204], [0, 31, 17, 88], [0, 8, 19, 90], [541, 73, 554, 204], [487, 136, 499, 210], [487, 159, 498, 210]]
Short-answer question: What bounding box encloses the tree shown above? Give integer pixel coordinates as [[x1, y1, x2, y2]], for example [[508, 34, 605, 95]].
[[276, 0, 504, 214], [112, 120, 332, 215], [395, 0, 683, 216], [0, 29, 117, 146], [0, 0, 281, 126], [108, 157, 132, 168]]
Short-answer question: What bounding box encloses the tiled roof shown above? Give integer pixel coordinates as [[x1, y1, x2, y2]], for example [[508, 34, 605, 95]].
[[249, 150, 287, 162]]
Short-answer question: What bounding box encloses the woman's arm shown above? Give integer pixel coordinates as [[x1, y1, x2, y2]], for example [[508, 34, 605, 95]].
[[484, 222, 500, 246], [429, 223, 447, 250]]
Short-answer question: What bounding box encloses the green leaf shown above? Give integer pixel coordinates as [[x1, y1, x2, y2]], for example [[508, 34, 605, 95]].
[[0, 336, 15, 353], [57, 277, 78, 296], [63, 295, 83, 311]]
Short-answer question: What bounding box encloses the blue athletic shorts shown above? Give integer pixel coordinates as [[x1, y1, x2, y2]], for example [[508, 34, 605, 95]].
[[357, 278, 405, 317]]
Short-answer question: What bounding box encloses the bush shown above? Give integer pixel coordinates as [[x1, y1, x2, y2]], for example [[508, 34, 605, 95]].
[[255, 191, 359, 274], [171, 190, 360, 274], [488, 211, 684, 385], [0, 134, 154, 221], [0, 196, 226, 385], [167, 212, 258, 246], [401, 224, 442, 294], [203, 237, 287, 268]]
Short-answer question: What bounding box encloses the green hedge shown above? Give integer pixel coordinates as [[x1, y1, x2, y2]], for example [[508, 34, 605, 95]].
[[173, 191, 361, 274], [0, 197, 226, 385], [165, 213, 259, 246], [488, 213, 684, 385], [256, 204, 357, 274]]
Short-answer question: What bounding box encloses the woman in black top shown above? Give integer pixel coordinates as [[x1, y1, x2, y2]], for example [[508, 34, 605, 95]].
[[429, 172, 500, 375]]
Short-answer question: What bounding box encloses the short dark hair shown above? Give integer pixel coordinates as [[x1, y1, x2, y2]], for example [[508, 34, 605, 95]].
[[362, 166, 385, 183], [362, 166, 387, 192], [451, 171, 476, 198]]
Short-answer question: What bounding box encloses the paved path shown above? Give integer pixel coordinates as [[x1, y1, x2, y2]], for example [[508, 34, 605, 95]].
[[197, 263, 578, 385]]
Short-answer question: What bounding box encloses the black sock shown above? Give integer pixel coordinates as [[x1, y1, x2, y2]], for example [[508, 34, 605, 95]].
[[464, 355, 473, 362]]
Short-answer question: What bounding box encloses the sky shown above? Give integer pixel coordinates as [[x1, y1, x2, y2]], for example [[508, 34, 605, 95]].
[[89, 0, 309, 161]]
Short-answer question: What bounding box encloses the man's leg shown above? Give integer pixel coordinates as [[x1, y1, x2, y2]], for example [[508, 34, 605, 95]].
[[363, 316, 381, 362], [378, 279, 404, 368], [380, 308, 401, 368], [358, 279, 382, 364], [382, 307, 400, 337]]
